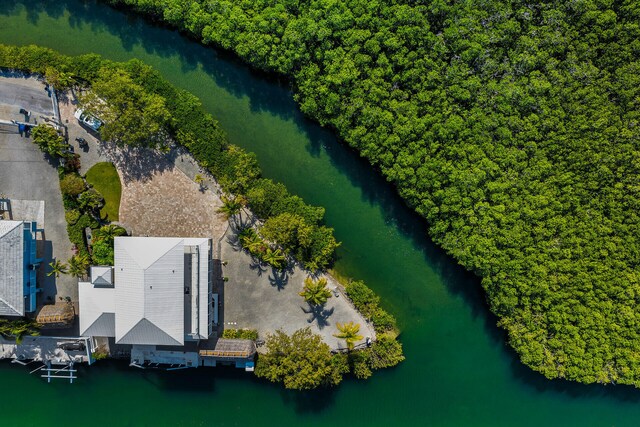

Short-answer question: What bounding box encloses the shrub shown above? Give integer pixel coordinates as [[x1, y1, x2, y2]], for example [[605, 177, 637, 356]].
[[91, 350, 109, 360], [62, 194, 80, 211], [91, 238, 114, 265], [222, 329, 259, 341], [348, 351, 372, 379], [64, 154, 81, 172], [345, 280, 397, 333], [255, 328, 343, 390], [370, 309, 397, 333], [60, 174, 85, 196], [65, 209, 80, 225], [67, 214, 97, 259], [78, 188, 104, 211], [32, 124, 67, 158], [365, 336, 405, 370]]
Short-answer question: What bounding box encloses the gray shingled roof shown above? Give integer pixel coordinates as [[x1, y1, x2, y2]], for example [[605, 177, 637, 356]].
[[0, 221, 24, 316]]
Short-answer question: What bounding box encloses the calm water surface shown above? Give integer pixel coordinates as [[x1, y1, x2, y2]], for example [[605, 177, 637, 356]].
[[0, 2, 638, 426]]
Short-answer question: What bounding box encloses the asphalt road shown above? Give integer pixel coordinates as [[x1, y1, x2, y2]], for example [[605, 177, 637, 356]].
[[0, 75, 77, 305]]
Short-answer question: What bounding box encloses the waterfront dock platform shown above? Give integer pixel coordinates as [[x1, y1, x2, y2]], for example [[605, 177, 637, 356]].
[[0, 336, 92, 365]]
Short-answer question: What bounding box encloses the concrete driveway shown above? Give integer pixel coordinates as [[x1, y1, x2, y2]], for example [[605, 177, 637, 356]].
[[220, 226, 375, 350], [0, 75, 76, 304]]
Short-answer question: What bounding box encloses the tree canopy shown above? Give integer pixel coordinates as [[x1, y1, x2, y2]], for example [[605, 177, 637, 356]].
[[255, 328, 343, 390], [80, 66, 172, 147], [105, 0, 640, 386]]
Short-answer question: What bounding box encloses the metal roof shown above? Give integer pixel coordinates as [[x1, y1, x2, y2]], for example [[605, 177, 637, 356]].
[[183, 238, 211, 341], [114, 237, 185, 346], [90, 266, 113, 286], [0, 221, 24, 316], [79, 281, 115, 337]]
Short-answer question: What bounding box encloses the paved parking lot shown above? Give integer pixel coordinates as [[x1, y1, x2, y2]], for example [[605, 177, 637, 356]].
[[0, 75, 76, 303]]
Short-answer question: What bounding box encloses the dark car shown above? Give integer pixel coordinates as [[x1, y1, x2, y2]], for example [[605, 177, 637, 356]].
[[75, 137, 88, 148]]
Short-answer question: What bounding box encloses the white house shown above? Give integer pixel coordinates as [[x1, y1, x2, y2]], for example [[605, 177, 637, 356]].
[[79, 237, 214, 346]]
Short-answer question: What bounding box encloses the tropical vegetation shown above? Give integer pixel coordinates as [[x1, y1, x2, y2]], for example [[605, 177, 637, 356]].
[[255, 328, 345, 390], [102, 0, 640, 386], [47, 259, 68, 278], [299, 277, 332, 306], [0, 43, 403, 386], [68, 253, 91, 278], [334, 322, 363, 351], [256, 327, 404, 389], [0, 318, 40, 344], [91, 224, 127, 265], [32, 125, 70, 159], [345, 280, 398, 334], [221, 328, 259, 341], [217, 195, 244, 223], [238, 227, 287, 270]]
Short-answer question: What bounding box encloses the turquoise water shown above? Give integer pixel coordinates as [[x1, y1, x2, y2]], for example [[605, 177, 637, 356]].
[[0, 1, 639, 425]]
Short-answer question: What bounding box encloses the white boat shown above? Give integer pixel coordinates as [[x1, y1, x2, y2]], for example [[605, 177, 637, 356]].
[[74, 109, 102, 131]]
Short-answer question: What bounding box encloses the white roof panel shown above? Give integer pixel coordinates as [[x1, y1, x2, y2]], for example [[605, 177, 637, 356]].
[[114, 237, 185, 346], [91, 266, 113, 286], [79, 281, 115, 337]]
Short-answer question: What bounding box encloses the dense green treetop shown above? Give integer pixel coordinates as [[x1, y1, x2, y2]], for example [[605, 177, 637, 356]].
[[80, 66, 172, 147], [104, 0, 640, 385]]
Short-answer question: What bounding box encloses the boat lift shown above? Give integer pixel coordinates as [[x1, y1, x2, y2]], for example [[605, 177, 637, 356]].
[[40, 361, 77, 384]]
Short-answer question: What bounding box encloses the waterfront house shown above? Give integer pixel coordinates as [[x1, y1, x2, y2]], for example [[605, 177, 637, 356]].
[[79, 236, 218, 366], [0, 220, 42, 316]]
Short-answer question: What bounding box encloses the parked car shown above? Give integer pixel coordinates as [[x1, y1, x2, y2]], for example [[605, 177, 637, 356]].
[[74, 109, 102, 132], [75, 137, 88, 148]]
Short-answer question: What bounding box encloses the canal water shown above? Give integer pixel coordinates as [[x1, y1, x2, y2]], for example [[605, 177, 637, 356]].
[[0, 1, 638, 425]]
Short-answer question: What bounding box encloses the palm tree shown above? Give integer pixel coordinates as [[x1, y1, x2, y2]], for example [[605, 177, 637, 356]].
[[68, 254, 90, 278], [194, 173, 206, 191], [239, 228, 264, 254], [299, 277, 332, 306], [334, 322, 364, 351], [93, 224, 127, 241], [218, 195, 247, 225], [263, 247, 286, 269], [0, 319, 40, 344], [47, 259, 68, 278]]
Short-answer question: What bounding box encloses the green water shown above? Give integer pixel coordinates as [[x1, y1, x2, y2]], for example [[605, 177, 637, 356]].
[[0, 1, 638, 425]]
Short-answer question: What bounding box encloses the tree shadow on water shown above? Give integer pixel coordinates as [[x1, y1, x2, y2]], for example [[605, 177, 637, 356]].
[[506, 341, 640, 403], [280, 387, 337, 415]]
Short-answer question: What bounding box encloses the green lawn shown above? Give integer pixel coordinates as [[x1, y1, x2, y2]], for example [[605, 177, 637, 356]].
[[85, 162, 121, 221]]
